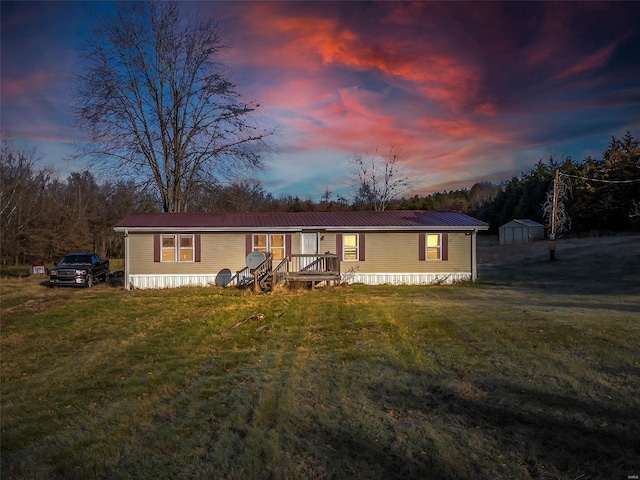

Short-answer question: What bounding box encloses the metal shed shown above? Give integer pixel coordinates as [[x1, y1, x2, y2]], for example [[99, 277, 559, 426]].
[[499, 219, 545, 245]]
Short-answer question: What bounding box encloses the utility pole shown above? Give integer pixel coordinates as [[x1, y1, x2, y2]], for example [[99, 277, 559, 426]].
[[549, 168, 559, 261]]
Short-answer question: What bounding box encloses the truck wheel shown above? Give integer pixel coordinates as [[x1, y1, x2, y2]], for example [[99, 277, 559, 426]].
[[104, 272, 110, 284], [86, 275, 93, 288]]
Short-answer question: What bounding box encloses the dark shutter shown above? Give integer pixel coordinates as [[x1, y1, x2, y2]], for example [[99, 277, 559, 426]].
[[245, 234, 252, 256], [153, 234, 161, 262], [194, 234, 201, 262], [285, 234, 292, 257], [359, 233, 365, 261], [418, 233, 426, 261], [336, 234, 343, 259], [442, 233, 449, 261]]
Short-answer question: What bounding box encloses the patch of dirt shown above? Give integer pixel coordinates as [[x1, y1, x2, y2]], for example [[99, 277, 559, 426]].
[[21, 298, 53, 310], [440, 379, 488, 403], [3, 297, 59, 313], [1, 333, 24, 346]]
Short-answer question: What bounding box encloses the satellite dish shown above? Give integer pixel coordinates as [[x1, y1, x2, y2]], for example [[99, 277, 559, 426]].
[[246, 251, 267, 269]]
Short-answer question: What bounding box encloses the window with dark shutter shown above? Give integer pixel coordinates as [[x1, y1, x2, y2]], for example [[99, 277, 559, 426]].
[[155, 234, 198, 262], [420, 233, 449, 261], [342, 234, 358, 261]]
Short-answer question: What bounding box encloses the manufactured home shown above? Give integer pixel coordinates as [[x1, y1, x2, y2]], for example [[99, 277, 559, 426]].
[[114, 211, 489, 290]]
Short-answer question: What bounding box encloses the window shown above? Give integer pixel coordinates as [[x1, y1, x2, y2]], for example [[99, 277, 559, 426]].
[[162, 235, 176, 262], [343, 234, 359, 261], [161, 234, 194, 262], [426, 234, 441, 260], [253, 234, 268, 254], [270, 235, 285, 260], [252, 234, 286, 260], [179, 235, 194, 261], [419, 232, 447, 262]]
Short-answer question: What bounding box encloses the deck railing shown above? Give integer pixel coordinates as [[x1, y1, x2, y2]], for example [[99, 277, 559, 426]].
[[227, 253, 340, 290], [226, 266, 252, 287], [271, 257, 289, 290], [288, 254, 340, 275]]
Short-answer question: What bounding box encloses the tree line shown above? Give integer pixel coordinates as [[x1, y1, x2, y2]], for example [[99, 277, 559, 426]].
[[1, 132, 638, 265], [475, 132, 640, 234], [5, 2, 638, 266]]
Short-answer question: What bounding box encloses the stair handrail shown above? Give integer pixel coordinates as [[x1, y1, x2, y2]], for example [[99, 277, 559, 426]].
[[271, 257, 289, 290], [226, 266, 252, 287], [252, 253, 273, 290]]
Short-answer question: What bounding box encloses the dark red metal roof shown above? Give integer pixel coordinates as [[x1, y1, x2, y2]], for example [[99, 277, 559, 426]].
[[115, 211, 488, 230]]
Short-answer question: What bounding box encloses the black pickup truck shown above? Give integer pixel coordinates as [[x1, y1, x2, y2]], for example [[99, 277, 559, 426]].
[[49, 253, 110, 288]]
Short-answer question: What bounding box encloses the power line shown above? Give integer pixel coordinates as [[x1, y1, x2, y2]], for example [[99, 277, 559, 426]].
[[559, 172, 640, 184]]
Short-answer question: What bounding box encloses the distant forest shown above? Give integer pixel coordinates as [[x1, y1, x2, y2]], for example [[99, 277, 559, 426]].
[[1, 132, 638, 265]]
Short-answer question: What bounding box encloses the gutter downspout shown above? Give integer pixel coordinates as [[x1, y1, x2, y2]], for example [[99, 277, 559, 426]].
[[124, 229, 130, 290], [471, 229, 478, 282]]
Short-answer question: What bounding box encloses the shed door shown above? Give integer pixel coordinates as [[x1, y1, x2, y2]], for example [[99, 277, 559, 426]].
[[301, 233, 319, 269], [505, 228, 514, 245]]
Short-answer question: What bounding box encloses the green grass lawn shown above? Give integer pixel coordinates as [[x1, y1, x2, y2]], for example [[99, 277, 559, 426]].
[[2, 236, 639, 479]]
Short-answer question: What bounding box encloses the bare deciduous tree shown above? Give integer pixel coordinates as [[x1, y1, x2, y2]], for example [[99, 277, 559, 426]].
[[0, 136, 52, 264], [542, 170, 572, 239], [74, 1, 270, 212], [351, 146, 415, 211]]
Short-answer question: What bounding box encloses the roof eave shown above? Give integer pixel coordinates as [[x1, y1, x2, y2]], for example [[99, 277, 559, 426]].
[[114, 225, 489, 233]]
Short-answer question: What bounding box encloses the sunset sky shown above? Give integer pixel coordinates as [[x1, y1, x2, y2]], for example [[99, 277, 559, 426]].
[[2, 1, 640, 200]]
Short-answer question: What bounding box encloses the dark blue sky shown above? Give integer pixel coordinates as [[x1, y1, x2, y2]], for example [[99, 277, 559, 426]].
[[2, 1, 639, 198]]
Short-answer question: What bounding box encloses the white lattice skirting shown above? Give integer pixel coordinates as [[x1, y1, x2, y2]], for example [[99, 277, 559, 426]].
[[343, 272, 471, 285], [127, 272, 471, 289], [129, 274, 221, 289]]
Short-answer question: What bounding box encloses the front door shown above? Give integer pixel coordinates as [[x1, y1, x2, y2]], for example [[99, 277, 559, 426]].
[[301, 233, 319, 270]]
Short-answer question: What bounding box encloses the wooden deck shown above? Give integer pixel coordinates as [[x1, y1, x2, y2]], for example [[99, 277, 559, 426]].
[[228, 253, 341, 291], [285, 272, 341, 282], [285, 254, 340, 282]]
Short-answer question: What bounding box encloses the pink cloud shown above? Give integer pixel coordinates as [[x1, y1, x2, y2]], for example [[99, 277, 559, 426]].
[[556, 42, 618, 79], [225, 1, 633, 196], [521, 3, 624, 84], [1, 71, 58, 98], [1, 0, 636, 199], [220, 2, 494, 176], [227, 3, 481, 111]]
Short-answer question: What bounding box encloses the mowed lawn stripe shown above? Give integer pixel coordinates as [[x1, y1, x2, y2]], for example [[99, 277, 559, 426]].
[[2, 259, 639, 480]]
